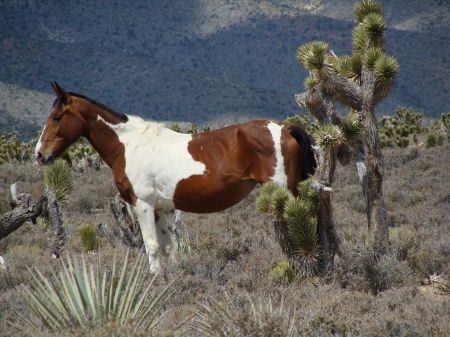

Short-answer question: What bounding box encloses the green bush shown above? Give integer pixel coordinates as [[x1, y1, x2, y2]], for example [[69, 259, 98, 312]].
[[268, 260, 297, 284], [378, 106, 425, 148], [0, 132, 33, 164], [425, 133, 437, 148]]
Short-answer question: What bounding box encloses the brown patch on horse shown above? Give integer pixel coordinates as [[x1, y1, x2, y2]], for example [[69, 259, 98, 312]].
[[60, 96, 136, 205], [173, 120, 277, 213]]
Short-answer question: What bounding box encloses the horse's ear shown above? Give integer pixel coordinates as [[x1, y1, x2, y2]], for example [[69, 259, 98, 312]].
[[51, 82, 59, 96], [53, 82, 73, 105]]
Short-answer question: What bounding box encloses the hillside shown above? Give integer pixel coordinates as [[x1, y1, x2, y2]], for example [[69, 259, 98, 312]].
[[0, 0, 449, 140]]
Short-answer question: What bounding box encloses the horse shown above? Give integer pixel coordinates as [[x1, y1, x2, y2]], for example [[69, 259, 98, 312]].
[[36, 82, 316, 271]]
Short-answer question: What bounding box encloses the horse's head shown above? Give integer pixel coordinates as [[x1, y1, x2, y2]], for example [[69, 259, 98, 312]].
[[35, 82, 86, 165]]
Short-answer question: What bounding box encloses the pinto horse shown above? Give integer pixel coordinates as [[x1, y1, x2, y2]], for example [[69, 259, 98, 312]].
[[36, 82, 316, 271]]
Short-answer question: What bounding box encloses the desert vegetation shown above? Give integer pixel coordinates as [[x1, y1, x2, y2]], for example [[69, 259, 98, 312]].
[[0, 110, 449, 335]]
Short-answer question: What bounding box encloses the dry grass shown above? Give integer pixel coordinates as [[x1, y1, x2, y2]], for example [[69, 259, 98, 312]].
[[1, 145, 450, 336]]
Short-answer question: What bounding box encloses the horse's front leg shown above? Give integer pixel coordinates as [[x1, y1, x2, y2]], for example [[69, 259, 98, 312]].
[[155, 209, 174, 259], [133, 199, 160, 272]]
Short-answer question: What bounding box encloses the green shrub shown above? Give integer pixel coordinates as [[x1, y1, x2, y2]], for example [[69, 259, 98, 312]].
[[268, 260, 296, 284], [425, 133, 437, 148]]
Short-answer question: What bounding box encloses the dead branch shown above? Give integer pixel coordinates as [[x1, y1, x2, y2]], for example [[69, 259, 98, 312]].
[[0, 190, 47, 240], [96, 222, 122, 249], [109, 193, 143, 249]]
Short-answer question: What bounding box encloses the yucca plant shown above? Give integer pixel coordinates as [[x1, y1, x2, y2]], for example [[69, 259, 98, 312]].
[[295, 0, 399, 254], [44, 159, 74, 203], [256, 181, 320, 277], [20, 251, 178, 333], [187, 293, 296, 337], [79, 224, 98, 252]]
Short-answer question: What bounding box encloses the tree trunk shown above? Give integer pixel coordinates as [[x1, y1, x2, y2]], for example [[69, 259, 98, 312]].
[[311, 147, 342, 276], [47, 190, 67, 259], [361, 67, 389, 252]]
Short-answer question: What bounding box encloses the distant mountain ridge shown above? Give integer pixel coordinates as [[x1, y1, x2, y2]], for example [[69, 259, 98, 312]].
[[0, 0, 449, 140]]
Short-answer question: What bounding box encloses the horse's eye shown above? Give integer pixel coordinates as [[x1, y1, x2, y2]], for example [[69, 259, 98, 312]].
[[53, 115, 62, 122]]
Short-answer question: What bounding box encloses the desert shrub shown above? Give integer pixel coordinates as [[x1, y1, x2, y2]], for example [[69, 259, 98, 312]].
[[268, 260, 297, 285], [335, 247, 413, 294], [62, 138, 96, 166], [186, 293, 297, 337], [425, 133, 437, 148], [77, 195, 95, 214], [378, 106, 425, 148], [0, 132, 33, 164]]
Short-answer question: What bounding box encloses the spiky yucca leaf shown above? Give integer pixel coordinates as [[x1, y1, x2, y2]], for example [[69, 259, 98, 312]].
[[79, 224, 98, 252], [314, 125, 344, 150], [364, 46, 383, 70], [44, 159, 73, 203], [271, 188, 291, 215], [304, 75, 319, 91], [335, 55, 352, 78], [373, 54, 399, 82], [284, 199, 320, 277], [284, 115, 310, 129], [341, 114, 365, 144], [296, 41, 330, 73], [354, 0, 382, 23], [20, 251, 177, 332], [261, 180, 279, 197], [256, 192, 273, 214], [361, 13, 386, 44], [349, 53, 363, 82], [352, 26, 367, 56], [297, 178, 319, 212], [268, 260, 296, 285], [282, 197, 311, 229]]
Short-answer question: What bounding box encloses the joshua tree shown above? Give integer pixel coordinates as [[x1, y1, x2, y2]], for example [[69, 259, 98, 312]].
[[295, 0, 398, 253]]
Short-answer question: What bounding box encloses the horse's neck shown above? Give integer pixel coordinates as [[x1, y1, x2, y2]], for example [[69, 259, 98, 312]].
[[79, 104, 131, 169]]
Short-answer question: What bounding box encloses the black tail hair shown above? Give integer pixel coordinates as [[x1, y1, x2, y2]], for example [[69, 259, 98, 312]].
[[290, 125, 317, 180]]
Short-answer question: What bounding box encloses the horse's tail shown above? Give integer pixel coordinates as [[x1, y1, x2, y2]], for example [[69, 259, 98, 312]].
[[290, 125, 317, 180]]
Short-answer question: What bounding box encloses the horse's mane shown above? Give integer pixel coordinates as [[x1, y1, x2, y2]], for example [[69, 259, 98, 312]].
[[68, 92, 129, 122]]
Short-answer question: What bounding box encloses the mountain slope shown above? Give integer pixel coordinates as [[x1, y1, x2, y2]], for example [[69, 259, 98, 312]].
[[0, 0, 448, 140]]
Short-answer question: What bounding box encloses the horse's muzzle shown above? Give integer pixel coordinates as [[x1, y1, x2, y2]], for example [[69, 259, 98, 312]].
[[36, 152, 55, 166]]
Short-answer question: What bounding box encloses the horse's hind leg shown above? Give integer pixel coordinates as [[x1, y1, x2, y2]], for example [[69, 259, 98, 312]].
[[155, 209, 174, 258], [133, 199, 160, 272]]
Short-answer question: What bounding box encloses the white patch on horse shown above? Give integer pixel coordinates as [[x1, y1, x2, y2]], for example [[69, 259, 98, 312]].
[[102, 115, 206, 208], [35, 124, 47, 157], [267, 121, 288, 189]]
